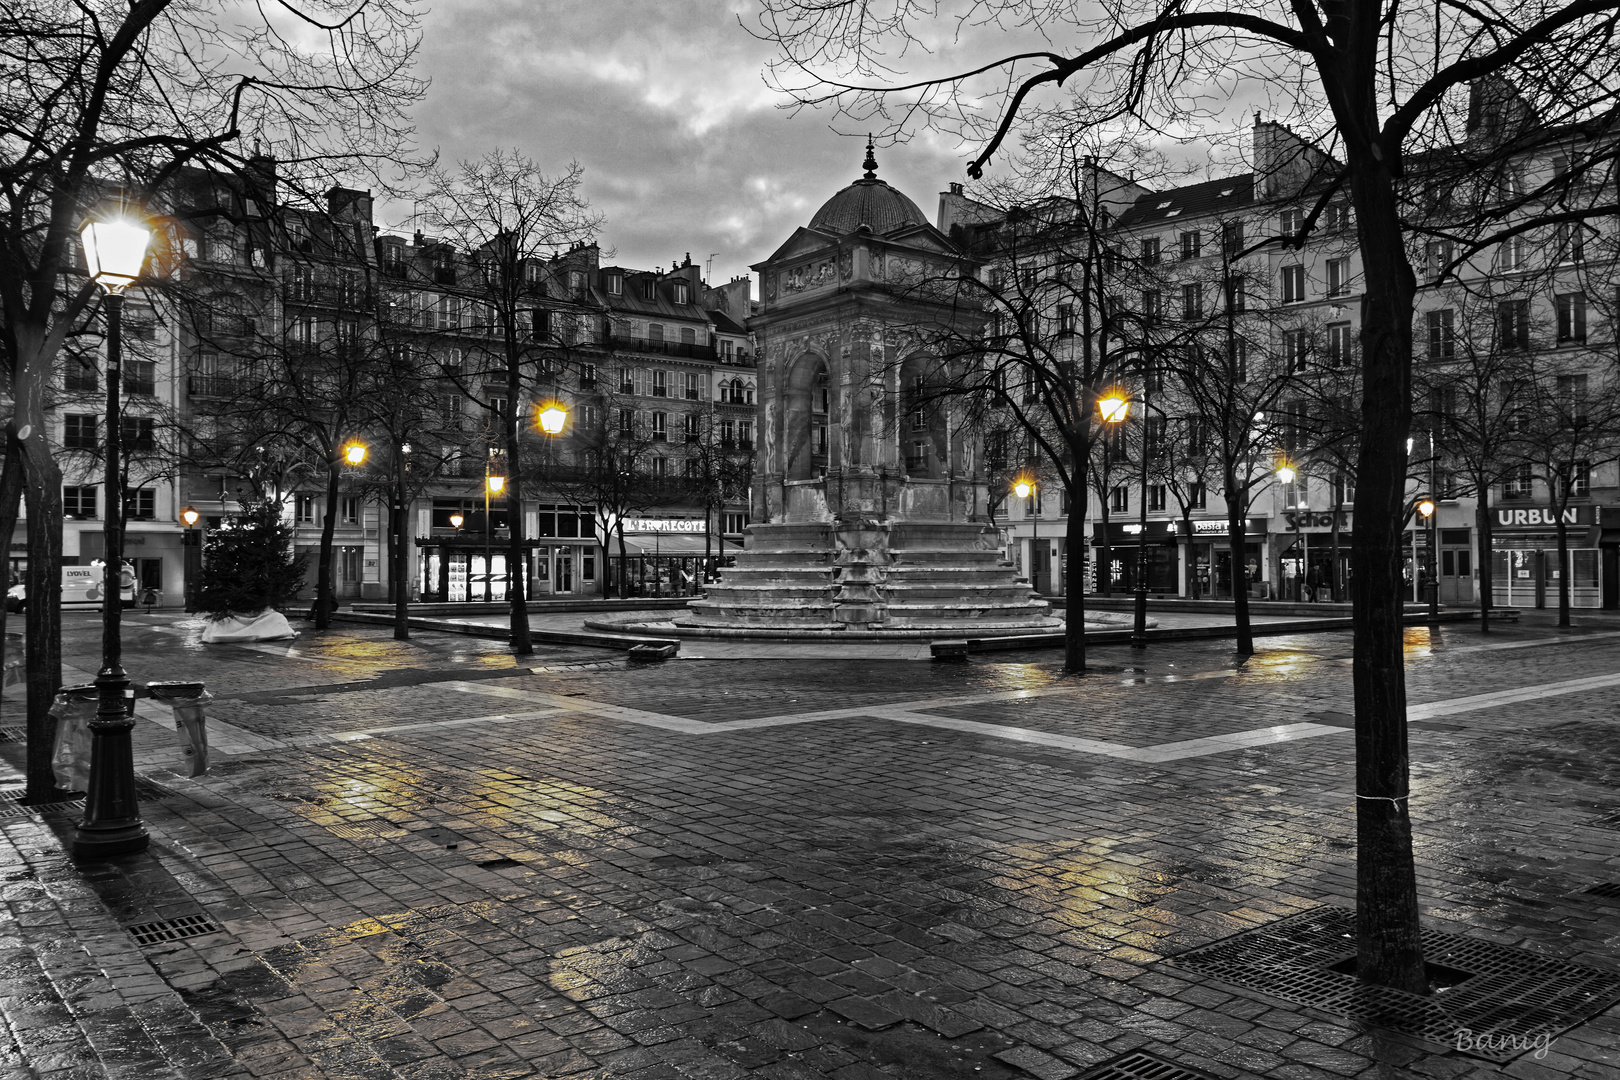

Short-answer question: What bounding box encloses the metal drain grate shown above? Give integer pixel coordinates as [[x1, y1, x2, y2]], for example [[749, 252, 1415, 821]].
[[127, 913, 223, 946], [324, 819, 406, 840], [0, 727, 25, 744], [1583, 883, 1620, 899], [1168, 906, 1620, 1062], [1583, 808, 1620, 831], [1077, 1051, 1226, 1080], [476, 857, 522, 869]]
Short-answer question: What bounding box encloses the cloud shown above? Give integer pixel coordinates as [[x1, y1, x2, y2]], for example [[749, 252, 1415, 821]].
[[402, 0, 974, 284]]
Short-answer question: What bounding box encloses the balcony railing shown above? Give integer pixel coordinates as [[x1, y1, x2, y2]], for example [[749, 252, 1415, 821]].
[[188, 375, 242, 398], [606, 334, 717, 361]]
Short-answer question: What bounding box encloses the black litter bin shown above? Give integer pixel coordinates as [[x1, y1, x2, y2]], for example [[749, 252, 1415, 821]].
[[146, 681, 212, 777]]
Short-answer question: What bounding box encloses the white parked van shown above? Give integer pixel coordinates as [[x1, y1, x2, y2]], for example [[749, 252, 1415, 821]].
[[5, 563, 135, 613]]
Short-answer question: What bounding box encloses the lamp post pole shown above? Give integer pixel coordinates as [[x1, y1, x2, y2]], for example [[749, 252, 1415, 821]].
[[1428, 430, 1440, 627], [393, 443, 410, 639], [1132, 395, 1152, 646], [484, 451, 493, 604], [76, 285, 144, 855]]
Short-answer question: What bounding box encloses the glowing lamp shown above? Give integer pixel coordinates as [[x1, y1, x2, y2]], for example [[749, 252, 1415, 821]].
[[537, 402, 569, 435], [79, 217, 151, 294], [343, 442, 368, 466], [486, 474, 506, 495], [1417, 499, 1436, 518], [1013, 479, 1033, 500], [1276, 464, 1297, 485], [179, 506, 200, 528], [1098, 394, 1130, 424], [449, 510, 465, 529]]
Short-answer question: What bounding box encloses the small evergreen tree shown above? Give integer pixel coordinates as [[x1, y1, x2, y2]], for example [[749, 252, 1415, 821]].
[[195, 500, 309, 619]]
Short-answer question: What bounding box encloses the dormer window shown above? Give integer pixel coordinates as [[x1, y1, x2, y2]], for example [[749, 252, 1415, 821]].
[[607, 273, 623, 296], [672, 281, 689, 305], [641, 279, 655, 301]]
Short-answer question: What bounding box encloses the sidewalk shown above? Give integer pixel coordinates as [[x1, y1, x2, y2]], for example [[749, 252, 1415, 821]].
[[1, 611, 1617, 1078]]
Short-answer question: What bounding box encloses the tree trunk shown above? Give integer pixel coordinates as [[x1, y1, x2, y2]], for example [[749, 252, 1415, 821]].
[[1331, 497, 1344, 603], [314, 461, 339, 630], [393, 465, 409, 641], [1347, 164, 1427, 995], [504, 405, 533, 657], [21, 446, 64, 801], [1475, 493, 1493, 633], [1555, 517, 1570, 628], [1226, 484, 1253, 655], [0, 431, 24, 723], [616, 522, 629, 598], [1063, 479, 1088, 673]]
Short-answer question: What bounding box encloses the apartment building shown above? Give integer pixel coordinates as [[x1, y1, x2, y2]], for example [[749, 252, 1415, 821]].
[[942, 97, 1619, 610]]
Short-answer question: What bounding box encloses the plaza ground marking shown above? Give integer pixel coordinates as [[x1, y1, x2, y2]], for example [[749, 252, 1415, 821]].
[[1407, 669, 1620, 720]]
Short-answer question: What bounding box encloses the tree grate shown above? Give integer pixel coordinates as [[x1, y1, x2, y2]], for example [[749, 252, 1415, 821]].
[[1583, 808, 1620, 831], [0, 727, 25, 744], [1076, 1050, 1228, 1080], [476, 857, 522, 869], [1167, 906, 1620, 1062], [1583, 883, 1620, 899], [127, 913, 222, 946]]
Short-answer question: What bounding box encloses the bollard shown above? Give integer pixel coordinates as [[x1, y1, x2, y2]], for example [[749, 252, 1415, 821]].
[[145, 681, 212, 778], [48, 683, 100, 792]]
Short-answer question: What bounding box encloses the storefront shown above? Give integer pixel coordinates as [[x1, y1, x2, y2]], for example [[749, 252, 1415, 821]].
[[1585, 506, 1620, 609], [1274, 510, 1352, 602], [1092, 520, 1178, 594], [1178, 518, 1268, 599], [1488, 504, 1602, 609], [417, 500, 599, 601], [605, 516, 739, 599]]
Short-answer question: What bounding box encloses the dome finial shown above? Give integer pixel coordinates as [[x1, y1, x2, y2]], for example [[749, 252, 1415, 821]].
[[862, 135, 878, 180]]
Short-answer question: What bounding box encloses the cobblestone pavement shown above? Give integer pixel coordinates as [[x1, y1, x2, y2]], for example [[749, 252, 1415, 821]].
[[1, 610, 1618, 1080]]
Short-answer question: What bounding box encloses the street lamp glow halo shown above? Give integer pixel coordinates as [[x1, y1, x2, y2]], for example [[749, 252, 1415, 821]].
[[1098, 391, 1130, 424], [1276, 464, 1297, 484], [79, 217, 151, 293], [1013, 479, 1032, 500], [486, 474, 506, 495], [343, 442, 368, 466], [1418, 499, 1436, 518], [537, 401, 569, 435], [179, 506, 200, 528], [449, 511, 465, 529]]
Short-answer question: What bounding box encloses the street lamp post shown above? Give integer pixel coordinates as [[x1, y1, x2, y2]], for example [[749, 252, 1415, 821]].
[[1099, 392, 1146, 640], [393, 442, 411, 639], [74, 213, 151, 858], [180, 506, 201, 613], [1418, 493, 1439, 628], [485, 450, 505, 604], [536, 402, 568, 599], [1013, 477, 1038, 593]]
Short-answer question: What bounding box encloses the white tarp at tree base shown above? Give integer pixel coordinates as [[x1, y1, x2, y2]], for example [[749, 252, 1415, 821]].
[[200, 610, 298, 643]]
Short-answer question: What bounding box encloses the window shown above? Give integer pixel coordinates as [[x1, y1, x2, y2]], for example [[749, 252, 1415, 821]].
[[1141, 289, 1161, 326], [123, 488, 155, 521], [63, 486, 97, 520], [1332, 473, 1355, 505], [1181, 283, 1202, 320], [1326, 204, 1351, 230], [1558, 374, 1589, 420], [1144, 416, 1167, 457], [569, 270, 586, 292], [1326, 322, 1353, 367], [652, 369, 668, 397], [440, 394, 463, 429], [1143, 359, 1164, 394], [286, 218, 313, 253], [672, 281, 689, 305], [1281, 478, 1309, 510], [120, 416, 156, 452], [648, 323, 665, 345], [1110, 486, 1129, 513], [1149, 485, 1167, 512], [684, 413, 700, 443], [606, 273, 623, 296], [1221, 220, 1245, 256], [1554, 223, 1585, 264], [1281, 264, 1306, 303], [1423, 240, 1454, 278], [684, 371, 705, 400], [120, 358, 155, 396], [1278, 208, 1304, 236], [1556, 293, 1587, 343], [1057, 304, 1075, 335], [64, 414, 97, 450], [1105, 421, 1128, 459], [1499, 235, 1528, 272], [737, 420, 753, 448], [295, 495, 316, 523], [1325, 257, 1351, 297], [579, 362, 597, 389], [341, 496, 360, 524], [650, 456, 666, 479], [1188, 481, 1207, 509], [1230, 338, 1249, 382], [1179, 230, 1202, 260], [724, 512, 747, 535], [680, 327, 695, 346], [1281, 398, 1310, 452], [1139, 237, 1161, 266], [641, 278, 655, 300], [578, 404, 600, 430], [1564, 460, 1591, 499], [1498, 299, 1530, 351], [619, 408, 635, 432], [1504, 463, 1533, 498], [65, 354, 98, 392], [1427, 309, 1456, 359], [1224, 274, 1246, 313], [288, 265, 316, 302], [651, 411, 667, 441], [1185, 417, 1206, 457], [1284, 328, 1311, 372]]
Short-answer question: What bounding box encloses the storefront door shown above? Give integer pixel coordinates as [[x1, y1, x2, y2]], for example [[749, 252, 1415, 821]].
[[1439, 546, 1473, 604], [555, 549, 574, 594]]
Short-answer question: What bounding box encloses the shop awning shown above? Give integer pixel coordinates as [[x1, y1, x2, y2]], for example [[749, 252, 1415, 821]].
[[613, 535, 741, 556]]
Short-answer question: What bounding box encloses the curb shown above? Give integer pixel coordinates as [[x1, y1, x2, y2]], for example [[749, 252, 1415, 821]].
[[328, 610, 681, 654]]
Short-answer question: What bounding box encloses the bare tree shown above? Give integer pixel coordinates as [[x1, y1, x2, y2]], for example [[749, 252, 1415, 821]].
[[756, 0, 1620, 991], [0, 0, 424, 799], [417, 152, 601, 653]]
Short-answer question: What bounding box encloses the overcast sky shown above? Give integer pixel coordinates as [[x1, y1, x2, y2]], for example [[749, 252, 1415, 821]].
[[404, 0, 973, 291]]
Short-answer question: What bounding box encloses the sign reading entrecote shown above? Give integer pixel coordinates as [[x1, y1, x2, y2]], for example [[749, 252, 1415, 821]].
[[622, 517, 704, 534]]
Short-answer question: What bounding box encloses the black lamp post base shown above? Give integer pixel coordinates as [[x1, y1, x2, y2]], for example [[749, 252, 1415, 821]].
[[72, 821, 149, 858]]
